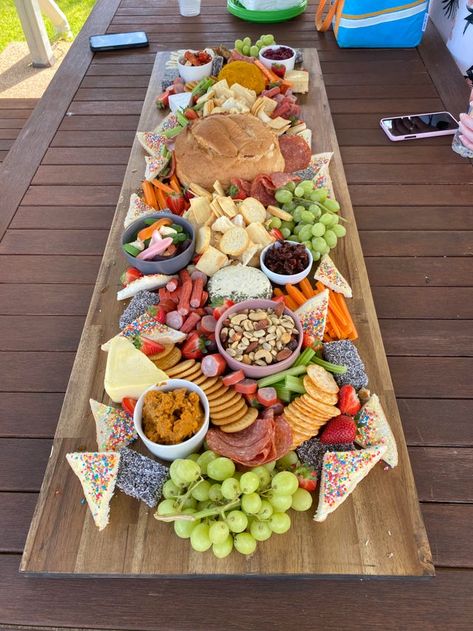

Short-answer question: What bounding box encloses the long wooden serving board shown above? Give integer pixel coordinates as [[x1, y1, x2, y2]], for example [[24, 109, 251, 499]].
[[21, 50, 434, 577]]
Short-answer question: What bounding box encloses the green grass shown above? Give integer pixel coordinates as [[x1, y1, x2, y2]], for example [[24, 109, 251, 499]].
[[0, 0, 97, 53]]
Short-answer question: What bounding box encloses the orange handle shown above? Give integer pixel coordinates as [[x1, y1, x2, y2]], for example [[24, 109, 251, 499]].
[[315, 0, 341, 32]]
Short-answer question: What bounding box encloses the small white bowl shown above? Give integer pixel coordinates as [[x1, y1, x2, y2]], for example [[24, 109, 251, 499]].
[[134, 379, 209, 461], [259, 45, 296, 72], [177, 52, 213, 83], [260, 240, 313, 286]]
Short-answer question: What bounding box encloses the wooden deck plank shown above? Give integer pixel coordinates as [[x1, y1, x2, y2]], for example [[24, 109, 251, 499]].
[[365, 257, 473, 286], [355, 206, 473, 230], [11, 206, 115, 230], [400, 399, 473, 447], [380, 319, 473, 356], [341, 145, 466, 164], [0, 316, 84, 351], [51, 130, 135, 147], [43, 147, 131, 164], [0, 230, 108, 255], [0, 393, 66, 438], [0, 439, 51, 491], [0, 284, 93, 315], [22, 185, 121, 206], [360, 231, 473, 256], [32, 165, 126, 185], [411, 447, 473, 503], [0, 256, 100, 284], [389, 357, 473, 398], [0, 352, 75, 392], [59, 114, 140, 130], [372, 287, 473, 319], [347, 164, 473, 185]]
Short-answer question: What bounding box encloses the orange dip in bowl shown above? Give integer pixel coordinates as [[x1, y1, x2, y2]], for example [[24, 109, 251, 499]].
[[142, 388, 204, 445]]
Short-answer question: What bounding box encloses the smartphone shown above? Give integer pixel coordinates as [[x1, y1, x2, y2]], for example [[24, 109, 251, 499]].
[[89, 31, 149, 52], [380, 111, 458, 141]]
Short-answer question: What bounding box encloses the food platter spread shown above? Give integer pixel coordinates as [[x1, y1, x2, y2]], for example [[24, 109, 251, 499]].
[[21, 42, 433, 577]]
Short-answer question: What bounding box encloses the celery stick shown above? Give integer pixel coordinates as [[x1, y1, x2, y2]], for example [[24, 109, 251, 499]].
[[258, 365, 307, 388], [310, 355, 347, 375], [275, 386, 292, 403], [294, 347, 315, 367], [284, 375, 306, 395], [163, 125, 184, 139]]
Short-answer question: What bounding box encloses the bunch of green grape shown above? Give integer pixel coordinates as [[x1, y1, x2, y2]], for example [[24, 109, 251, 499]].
[[234, 34, 276, 58], [269, 180, 347, 262], [155, 450, 312, 558]]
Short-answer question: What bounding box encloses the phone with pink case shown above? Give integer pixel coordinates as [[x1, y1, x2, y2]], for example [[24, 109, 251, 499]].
[[380, 111, 458, 141]]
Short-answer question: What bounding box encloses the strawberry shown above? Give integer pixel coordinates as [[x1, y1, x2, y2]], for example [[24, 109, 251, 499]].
[[302, 331, 316, 348], [271, 63, 286, 79], [338, 385, 361, 416], [120, 267, 142, 287], [269, 228, 284, 240], [320, 415, 357, 445], [227, 183, 247, 200], [183, 108, 198, 121], [294, 465, 318, 492], [165, 193, 188, 215], [122, 397, 137, 415], [147, 305, 166, 324], [212, 299, 235, 320], [132, 336, 165, 356], [181, 331, 206, 360]]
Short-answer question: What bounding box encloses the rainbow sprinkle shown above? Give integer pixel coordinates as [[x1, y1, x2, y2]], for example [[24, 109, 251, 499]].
[[124, 193, 155, 228], [355, 394, 398, 468], [154, 112, 178, 134], [315, 254, 352, 298], [137, 132, 167, 157], [295, 288, 329, 341], [90, 400, 137, 452], [66, 452, 120, 530], [145, 154, 169, 181]]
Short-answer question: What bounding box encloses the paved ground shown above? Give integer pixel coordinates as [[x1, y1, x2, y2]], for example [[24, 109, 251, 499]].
[[0, 40, 71, 98]]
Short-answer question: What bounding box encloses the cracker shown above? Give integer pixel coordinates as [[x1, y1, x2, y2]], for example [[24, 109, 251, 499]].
[[207, 385, 230, 400], [211, 404, 249, 426], [219, 227, 249, 257], [303, 376, 338, 405], [219, 408, 258, 433], [195, 246, 229, 277], [173, 364, 202, 380], [152, 346, 181, 370], [300, 394, 340, 418], [306, 364, 340, 395], [209, 391, 243, 411], [196, 226, 211, 255], [239, 197, 266, 224], [166, 359, 195, 376], [148, 343, 175, 362], [292, 399, 328, 420], [198, 377, 220, 391], [218, 196, 237, 218], [211, 398, 247, 420]]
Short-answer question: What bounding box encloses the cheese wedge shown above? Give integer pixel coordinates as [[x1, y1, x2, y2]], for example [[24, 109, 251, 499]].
[[314, 444, 386, 522], [295, 289, 329, 341], [104, 336, 167, 402], [66, 451, 120, 530], [89, 399, 137, 452], [355, 394, 398, 468]]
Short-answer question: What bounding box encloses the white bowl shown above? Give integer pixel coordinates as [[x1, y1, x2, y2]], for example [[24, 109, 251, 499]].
[[133, 379, 209, 461], [259, 45, 296, 72], [260, 240, 313, 286], [177, 53, 213, 83]]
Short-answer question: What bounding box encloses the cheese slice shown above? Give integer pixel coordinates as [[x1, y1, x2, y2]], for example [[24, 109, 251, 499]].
[[104, 336, 167, 402], [89, 399, 137, 452], [314, 254, 352, 298], [295, 289, 329, 341], [66, 451, 120, 530], [314, 444, 386, 522], [355, 394, 398, 468]]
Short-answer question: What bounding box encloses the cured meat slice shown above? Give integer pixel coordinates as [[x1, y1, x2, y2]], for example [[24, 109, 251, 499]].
[[250, 174, 276, 206], [273, 415, 293, 459], [206, 417, 274, 463], [269, 172, 300, 189], [279, 135, 312, 173]]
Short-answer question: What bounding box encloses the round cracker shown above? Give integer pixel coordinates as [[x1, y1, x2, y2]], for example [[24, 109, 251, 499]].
[[209, 391, 243, 411], [211, 404, 249, 426], [219, 408, 258, 433], [166, 359, 195, 376], [172, 364, 202, 381], [211, 398, 247, 420], [292, 399, 327, 421], [207, 386, 230, 401], [300, 395, 340, 418], [149, 343, 175, 362], [153, 347, 181, 370], [284, 407, 321, 434], [192, 372, 209, 386], [303, 376, 338, 405], [306, 364, 339, 395], [204, 380, 226, 395], [198, 377, 220, 391]]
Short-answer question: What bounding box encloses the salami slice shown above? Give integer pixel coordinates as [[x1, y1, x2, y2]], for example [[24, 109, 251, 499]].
[[250, 174, 276, 206], [206, 417, 274, 463], [273, 415, 293, 459], [279, 135, 312, 173], [269, 172, 300, 189]]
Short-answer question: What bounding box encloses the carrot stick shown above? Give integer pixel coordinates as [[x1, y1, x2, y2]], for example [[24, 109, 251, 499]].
[[283, 295, 298, 311], [331, 291, 358, 340], [152, 179, 175, 195], [142, 181, 158, 209], [273, 288, 284, 298], [298, 278, 314, 300], [169, 174, 181, 194], [285, 284, 306, 306], [254, 59, 281, 84], [155, 187, 167, 210]]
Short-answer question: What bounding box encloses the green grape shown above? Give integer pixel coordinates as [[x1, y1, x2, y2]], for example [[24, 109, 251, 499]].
[[197, 500, 213, 511], [190, 523, 212, 552], [243, 36, 251, 46], [292, 209, 303, 223], [312, 250, 321, 262], [276, 450, 299, 470], [293, 224, 303, 235], [226, 510, 248, 533], [169, 459, 187, 487], [300, 211, 315, 224], [241, 492, 262, 515], [240, 471, 259, 494], [181, 496, 197, 510], [332, 224, 346, 237], [221, 477, 241, 500], [262, 34, 274, 46], [264, 460, 277, 472], [196, 450, 217, 475], [157, 499, 178, 516], [282, 201, 296, 212], [269, 512, 291, 534], [250, 520, 272, 542], [289, 234, 300, 243], [310, 188, 328, 202], [301, 180, 315, 194], [294, 185, 305, 198], [255, 39, 263, 48], [320, 213, 334, 226], [186, 453, 200, 462], [208, 483, 223, 503], [175, 459, 201, 485], [302, 240, 312, 251], [257, 499, 273, 520], [191, 479, 211, 502], [269, 216, 282, 229], [252, 466, 271, 490], [285, 181, 296, 193], [281, 228, 291, 239], [271, 471, 299, 496], [324, 230, 337, 249], [318, 240, 330, 255], [298, 225, 313, 243], [312, 236, 326, 252], [275, 189, 293, 204], [207, 457, 235, 482], [212, 534, 234, 559], [249, 45, 259, 57], [311, 223, 325, 238], [174, 518, 197, 539], [291, 488, 313, 512], [269, 493, 293, 512], [162, 479, 181, 499], [280, 220, 294, 231], [242, 45, 250, 55], [234, 39, 244, 52], [208, 520, 230, 545], [323, 198, 340, 212], [234, 532, 257, 555], [309, 204, 322, 219]]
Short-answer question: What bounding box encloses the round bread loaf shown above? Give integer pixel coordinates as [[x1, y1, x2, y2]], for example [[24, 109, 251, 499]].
[[174, 113, 285, 189]]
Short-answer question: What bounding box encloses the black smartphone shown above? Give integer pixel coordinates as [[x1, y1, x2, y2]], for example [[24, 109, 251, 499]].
[[89, 31, 149, 52]]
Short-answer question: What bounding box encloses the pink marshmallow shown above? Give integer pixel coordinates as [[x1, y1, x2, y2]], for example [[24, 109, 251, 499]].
[[137, 236, 173, 260]]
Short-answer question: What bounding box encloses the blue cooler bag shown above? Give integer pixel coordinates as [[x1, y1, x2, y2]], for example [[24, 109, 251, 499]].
[[316, 0, 430, 48]]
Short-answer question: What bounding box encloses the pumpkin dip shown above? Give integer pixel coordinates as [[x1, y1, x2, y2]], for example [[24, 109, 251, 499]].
[[142, 388, 204, 445]]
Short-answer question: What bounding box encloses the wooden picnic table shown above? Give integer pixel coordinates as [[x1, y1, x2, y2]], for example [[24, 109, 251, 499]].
[[0, 0, 472, 628]]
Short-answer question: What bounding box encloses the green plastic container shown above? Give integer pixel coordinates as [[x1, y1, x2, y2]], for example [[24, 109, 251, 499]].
[[227, 0, 307, 23]]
